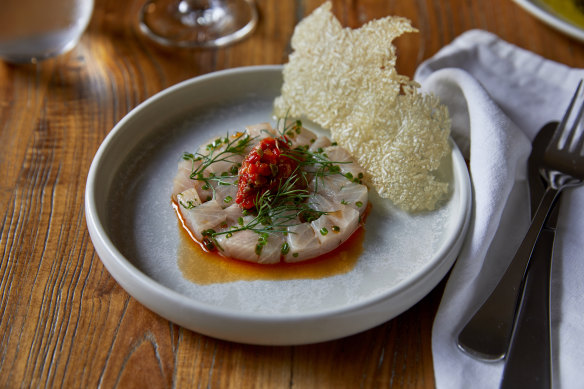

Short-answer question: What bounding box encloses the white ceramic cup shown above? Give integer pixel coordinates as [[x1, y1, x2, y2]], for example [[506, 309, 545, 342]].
[[0, 0, 94, 64]]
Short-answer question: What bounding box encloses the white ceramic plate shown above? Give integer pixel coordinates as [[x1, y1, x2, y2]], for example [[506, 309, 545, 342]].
[[85, 65, 472, 345], [513, 0, 584, 42]]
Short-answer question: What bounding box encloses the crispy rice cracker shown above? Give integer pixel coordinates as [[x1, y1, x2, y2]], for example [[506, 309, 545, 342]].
[[274, 2, 451, 212]]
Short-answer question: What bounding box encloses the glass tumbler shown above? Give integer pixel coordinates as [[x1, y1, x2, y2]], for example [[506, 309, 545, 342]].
[[0, 0, 94, 64]]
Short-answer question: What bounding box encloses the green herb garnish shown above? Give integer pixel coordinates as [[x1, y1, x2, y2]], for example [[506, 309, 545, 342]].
[[182, 132, 253, 198]]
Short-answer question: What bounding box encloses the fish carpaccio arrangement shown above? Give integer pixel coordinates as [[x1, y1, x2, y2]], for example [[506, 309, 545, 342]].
[[172, 120, 368, 265]]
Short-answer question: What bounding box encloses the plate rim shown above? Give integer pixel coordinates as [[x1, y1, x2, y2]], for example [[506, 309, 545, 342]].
[[512, 0, 584, 42], [85, 65, 472, 339]]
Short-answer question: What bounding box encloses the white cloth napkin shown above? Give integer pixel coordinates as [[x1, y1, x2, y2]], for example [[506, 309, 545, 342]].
[[414, 30, 584, 389]]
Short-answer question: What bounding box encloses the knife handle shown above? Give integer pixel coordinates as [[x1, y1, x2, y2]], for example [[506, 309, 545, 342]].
[[500, 228, 553, 389]]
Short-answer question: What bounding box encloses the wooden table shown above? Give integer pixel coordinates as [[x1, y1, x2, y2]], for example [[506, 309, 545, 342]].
[[1, 1, 583, 387]]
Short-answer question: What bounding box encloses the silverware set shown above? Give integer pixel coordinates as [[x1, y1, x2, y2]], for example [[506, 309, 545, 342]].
[[457, 81, 584, 388]]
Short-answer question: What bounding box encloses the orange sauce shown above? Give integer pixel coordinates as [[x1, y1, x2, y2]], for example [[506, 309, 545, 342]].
[[173, 201, 365, 285]]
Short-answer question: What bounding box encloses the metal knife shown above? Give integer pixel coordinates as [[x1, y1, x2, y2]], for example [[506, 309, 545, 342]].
[[500, 122, 560, 389]]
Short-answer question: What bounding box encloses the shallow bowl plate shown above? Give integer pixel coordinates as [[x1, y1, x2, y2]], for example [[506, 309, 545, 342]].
[[85, 65, 472, 345]]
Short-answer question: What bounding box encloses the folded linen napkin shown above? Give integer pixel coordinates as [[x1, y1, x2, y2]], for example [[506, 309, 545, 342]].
[[415, 30, 584, 389]]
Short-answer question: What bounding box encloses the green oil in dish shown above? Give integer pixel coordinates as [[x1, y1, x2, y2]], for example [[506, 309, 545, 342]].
[[540, 0, 584, 28]]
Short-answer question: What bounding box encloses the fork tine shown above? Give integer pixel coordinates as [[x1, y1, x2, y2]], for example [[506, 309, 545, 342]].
[[574, 113, 584, 154], [565, 87, 584, 151], [552, 80, 584, 149]]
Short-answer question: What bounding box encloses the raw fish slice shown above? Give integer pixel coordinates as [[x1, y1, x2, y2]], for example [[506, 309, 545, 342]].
[[326, 206, 359, 234], [310, 205, 359, 252], [307, 193, 340, 213], [202, 154, 243, 178], [194, 133, 245, 173], [284, 223, 321, 262], [172, 153, 212, 202], [176, 188, 202, 209], [257, 233, 285, 264], [308, 136, 332, 152], [180, 200, 226, 240], [194, 183, 214, 204], [266, 208, 301, 227], [215, 230, 258, 261], [195, 134, 230, 155], [172, 159, 201, 200], [213, 212, 255, 239], [324, 145, 365, 178], [211, 176, 238, 208], [187, 137, 243, 201], [172, 157, 218, 207], [245, 122, 278, 139], [223, 204, 244, 224], [312, 176, 368, 215], [336, 184, 368, 214], [215, 229, 283, 264], [243, 123, 279, 154], [310, 173, 347, 193], [285, 126, 318, 148]]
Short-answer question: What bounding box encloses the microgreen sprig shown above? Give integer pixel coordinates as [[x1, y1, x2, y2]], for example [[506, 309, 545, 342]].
[[182, 132, 253, 181]]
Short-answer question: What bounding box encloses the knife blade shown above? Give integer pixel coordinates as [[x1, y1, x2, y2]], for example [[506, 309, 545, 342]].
[[500, 122, 560, 389]]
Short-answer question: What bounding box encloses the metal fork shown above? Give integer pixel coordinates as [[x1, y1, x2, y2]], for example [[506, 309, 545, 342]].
[[457, 80, 584, 360]]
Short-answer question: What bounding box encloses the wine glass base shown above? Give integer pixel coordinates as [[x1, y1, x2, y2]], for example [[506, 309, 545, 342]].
[[139, 0, 258, 48]]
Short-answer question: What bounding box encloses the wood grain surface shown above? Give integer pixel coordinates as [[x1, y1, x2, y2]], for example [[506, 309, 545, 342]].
[[1, 0, 583, 388]]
